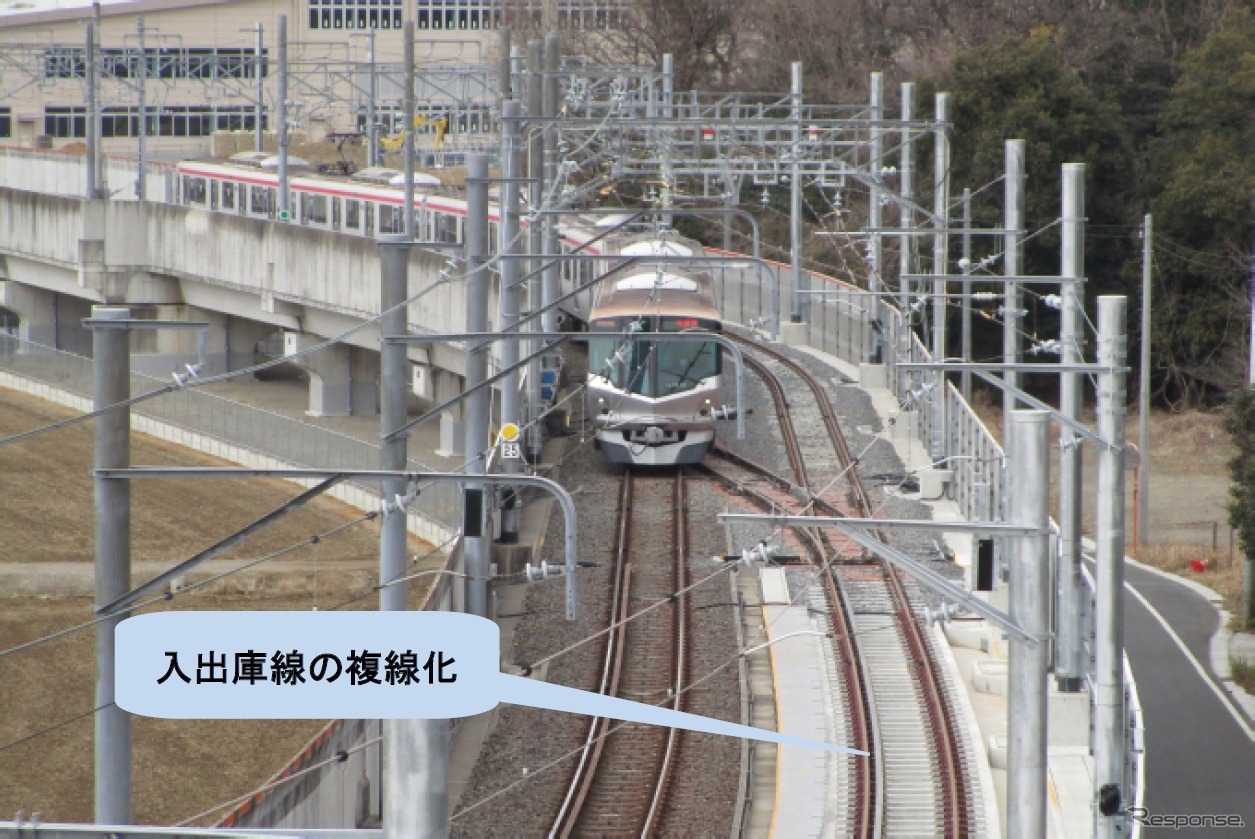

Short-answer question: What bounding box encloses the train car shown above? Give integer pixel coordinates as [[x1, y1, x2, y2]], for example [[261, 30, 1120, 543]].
[[173, 158, 727, 465], [585, 233, 723, 466]]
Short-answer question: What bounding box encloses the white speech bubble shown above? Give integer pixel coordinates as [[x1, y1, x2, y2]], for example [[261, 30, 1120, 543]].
[[116, 611, 867, 756]]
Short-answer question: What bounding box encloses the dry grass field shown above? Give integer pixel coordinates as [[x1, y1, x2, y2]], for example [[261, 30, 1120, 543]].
[[0, 387, 440, 826]]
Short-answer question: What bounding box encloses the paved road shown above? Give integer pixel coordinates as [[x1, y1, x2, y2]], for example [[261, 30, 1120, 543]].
[[1118, 561, 1255, 836]]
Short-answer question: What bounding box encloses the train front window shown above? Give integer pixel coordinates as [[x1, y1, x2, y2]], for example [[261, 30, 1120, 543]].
[[657, 317, 720, 395], [588, 317, 652, 396]]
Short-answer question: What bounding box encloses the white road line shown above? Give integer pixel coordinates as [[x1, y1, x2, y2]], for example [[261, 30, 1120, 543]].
[[1122, 582, 1255, 742]]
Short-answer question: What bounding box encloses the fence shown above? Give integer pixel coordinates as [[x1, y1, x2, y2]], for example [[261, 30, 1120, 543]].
[[717, 252, 1144, 824]]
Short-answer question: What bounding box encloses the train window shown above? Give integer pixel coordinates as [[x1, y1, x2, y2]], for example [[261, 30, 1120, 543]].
[[250, 185, 270, 215], [345, 200, 360, 231], [210, 180, 219, 211], [656, 339, 719, 395], [221, 181, 235, 210], [437, 213, 457, 243], [365, 202, 374, 235], [304, 193, 328, 225], [331, 198, 341, 231], [182, 176, 207, 205], [380, 205, 401, 234]]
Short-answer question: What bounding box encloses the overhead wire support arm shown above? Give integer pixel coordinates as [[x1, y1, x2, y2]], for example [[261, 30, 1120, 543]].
[[715, 512, 1047, 645], [92, 468, 584, 621]]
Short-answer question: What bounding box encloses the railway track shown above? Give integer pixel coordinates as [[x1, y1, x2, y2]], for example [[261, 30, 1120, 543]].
[[713, 332, 973, 837], [549, 468, 690, 838]]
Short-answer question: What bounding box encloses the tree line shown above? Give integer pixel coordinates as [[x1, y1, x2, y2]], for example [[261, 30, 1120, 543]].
[[543, 0, 1255, 407]]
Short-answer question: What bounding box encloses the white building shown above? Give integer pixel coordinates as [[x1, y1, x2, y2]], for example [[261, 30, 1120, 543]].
[[0, 0, 627, 157]]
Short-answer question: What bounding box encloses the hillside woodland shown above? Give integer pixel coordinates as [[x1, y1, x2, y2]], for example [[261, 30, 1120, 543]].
[[536, 0, 1255, 406]]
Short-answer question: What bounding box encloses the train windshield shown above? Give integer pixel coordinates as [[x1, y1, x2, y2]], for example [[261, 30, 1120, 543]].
[[657, 317, 721, 395], [588, 317, 651, 396], [588, 316, 720, 397]]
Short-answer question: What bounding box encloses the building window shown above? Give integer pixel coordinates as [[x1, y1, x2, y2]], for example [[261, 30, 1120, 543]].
[[44, 105, 263, 139], [0, 108, 10, 139], [416, 0, 504, 30], [359, 104, 495, 139], [309, 0, 403, 30], [44, 106, 86, 138], [43, 47, 268, 80]]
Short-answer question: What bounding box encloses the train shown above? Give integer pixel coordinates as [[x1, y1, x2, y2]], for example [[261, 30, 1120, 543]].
[[173, 155, 726, 466], [585, 234, 724, 466]]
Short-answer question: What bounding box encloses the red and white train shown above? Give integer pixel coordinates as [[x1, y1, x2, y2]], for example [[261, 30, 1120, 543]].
[[174, 155, 725, 466]]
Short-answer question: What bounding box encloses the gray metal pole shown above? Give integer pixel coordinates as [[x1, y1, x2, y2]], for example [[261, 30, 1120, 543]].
[[403, 21, 416, 240], [541, 31, 561, 338], [136, 18, 146, 201], [931, 92, 951, 461], [93, 305, 132, 825], [367, 28, 377, 167], [1007, 409, 1050, 839], [277, 14, 290, 220], [662, 52, 674, 119], [1057, 163, 1086, 691], [379, 238, 449, 838], [499, 99, 524, 543], [1094, 295, 1129, 838], [254, 23, 264, 154], [379, 240, 409, 614], [960, 187, 972, 401], [86, 22, 98, 201], [1137, 214, 1151, 548], [898, 82, 915, 380], [525, 39, 545, 462], [790, 62, 806, 324], [1002, 140, 1025, 448], [465, 155, 492, 618], [499, 26, 512, 102], [868, 72, 883, 362]]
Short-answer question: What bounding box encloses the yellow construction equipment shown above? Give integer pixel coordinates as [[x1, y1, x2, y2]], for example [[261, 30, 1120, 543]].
[[379, 115, 449, 152]]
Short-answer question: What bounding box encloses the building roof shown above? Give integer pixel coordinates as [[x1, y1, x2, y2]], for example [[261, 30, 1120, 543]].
[[0, 0, 237, 23]]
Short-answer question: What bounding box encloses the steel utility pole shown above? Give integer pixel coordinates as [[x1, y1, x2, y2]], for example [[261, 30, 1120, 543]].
[[1007, 409, 1050, 838], [1002, 140, 1025, 449], [277, 14, 290, 220], [1056, 163, 1086, 692], [135, 18, 147, 200], [790, 61, 807, 325], [403, 20, 416, 239], [86, 21, 99, 200], [868, 72, 883, 361], [898, 82, 915, 382], [1094, 295, 1129, 838], [960, 187, 972, 401], [931, 92, 951, 461], [379, 238, 448, 837], [93, 306, 132, 826], [254, 23, 264, 153], [464, 155, 491, 617], [498, 99, 524, 544], [541, 31, 561, 340], [366, 28, 378, 167], [526, 38, 545, 463], [1137, 214, 1151, 548]]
